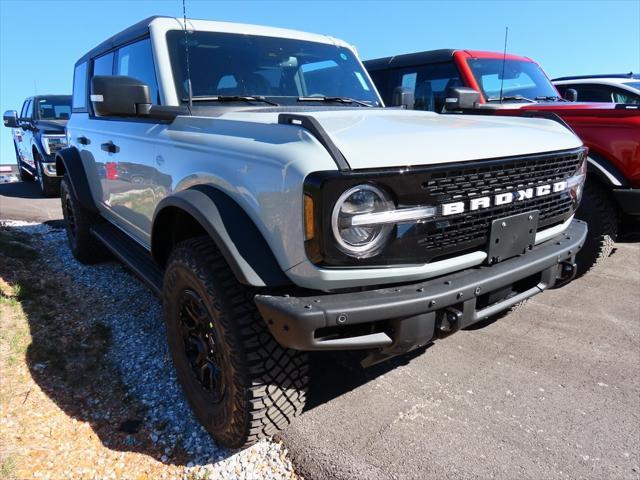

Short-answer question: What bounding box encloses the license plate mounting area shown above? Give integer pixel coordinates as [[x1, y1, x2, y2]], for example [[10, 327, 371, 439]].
[[487, 210, 539, 264]]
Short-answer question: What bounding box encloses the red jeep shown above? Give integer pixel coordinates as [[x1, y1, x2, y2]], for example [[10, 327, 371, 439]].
[[365, 50, 640, 275]]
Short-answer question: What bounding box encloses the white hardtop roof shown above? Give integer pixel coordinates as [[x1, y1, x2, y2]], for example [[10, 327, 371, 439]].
[[149, 16, 353, 49]]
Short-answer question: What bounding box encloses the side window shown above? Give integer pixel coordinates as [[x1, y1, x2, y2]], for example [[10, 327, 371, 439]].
[[73, 62, 88, 110], [396, 62, 462, 112], [573, 84, 613, 102], [116, 38, 159, 104], [612, 87, 640, 105], [25, 100, 34, 119], [93, 52, 114, 77], [401, 72, 417, 90], [20, 100, 30, 118]]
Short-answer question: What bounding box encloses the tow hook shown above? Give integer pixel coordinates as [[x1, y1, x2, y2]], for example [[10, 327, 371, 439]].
[[437, 307, 462, 337], [555, 261, 577, 288]]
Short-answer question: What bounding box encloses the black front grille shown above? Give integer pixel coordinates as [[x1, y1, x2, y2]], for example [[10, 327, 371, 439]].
[[415, 150, 583, 259], [305, 147, 585, 267], [421, 150, 583, 200]]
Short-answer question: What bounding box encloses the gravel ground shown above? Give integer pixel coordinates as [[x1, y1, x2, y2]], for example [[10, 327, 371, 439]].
[[0, 219, 299, 480]]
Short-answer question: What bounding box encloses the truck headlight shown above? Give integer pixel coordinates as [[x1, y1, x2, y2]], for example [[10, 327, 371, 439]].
[[41, 135, 66, 155], [567, 153, 588, 206], [331, 184, 395, 258]]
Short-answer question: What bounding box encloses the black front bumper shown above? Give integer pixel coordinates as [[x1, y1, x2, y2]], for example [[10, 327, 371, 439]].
[[255, 219, 587, 359], [613, 188, 640, 216]]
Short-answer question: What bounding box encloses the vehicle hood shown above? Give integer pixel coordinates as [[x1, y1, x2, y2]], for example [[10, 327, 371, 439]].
[[35, 119, 67, 133], [222, 108, 581, 170]]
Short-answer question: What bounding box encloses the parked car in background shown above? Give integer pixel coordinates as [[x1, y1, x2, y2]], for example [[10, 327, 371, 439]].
[[3, 95, 71, 196], [57, 16, 587, 448], [553, 73, 640, 104], [365, 50, 640, 275]]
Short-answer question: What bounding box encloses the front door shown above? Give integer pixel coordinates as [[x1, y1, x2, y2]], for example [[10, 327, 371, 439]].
[[90, 37, 170, 246], [18, 99, 35, 170]]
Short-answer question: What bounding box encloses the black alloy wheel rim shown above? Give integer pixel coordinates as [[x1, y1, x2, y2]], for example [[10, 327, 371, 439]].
[[178, 289, 225, 403]]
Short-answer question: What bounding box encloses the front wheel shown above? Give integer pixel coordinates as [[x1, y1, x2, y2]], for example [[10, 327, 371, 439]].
[[574, 180, 618, 277], [36, 155, 60, 197], [163, 237, 309, 448], [60, 176, 108, 264]]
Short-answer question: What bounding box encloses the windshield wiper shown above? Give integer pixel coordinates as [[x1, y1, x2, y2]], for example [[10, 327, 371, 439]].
[[486, 95, 536, 103], [535, 95, 565, 102], [297, 96, 373, 107], [182, 95, 279, 106]]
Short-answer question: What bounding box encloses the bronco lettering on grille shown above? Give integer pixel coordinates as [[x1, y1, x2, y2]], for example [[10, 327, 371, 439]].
[[441, 181, 567, 216]]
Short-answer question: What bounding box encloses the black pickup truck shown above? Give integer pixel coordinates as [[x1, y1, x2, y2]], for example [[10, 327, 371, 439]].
[[3, 95, 71, 196]]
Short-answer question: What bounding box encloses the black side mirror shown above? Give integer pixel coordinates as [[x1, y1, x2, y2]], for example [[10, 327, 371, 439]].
[[443, 86, 481, 111], [563, 88, 578, 102], [391, 86, 415, 110], [3, 110, 18, 128], [91, 75, 152, 117]]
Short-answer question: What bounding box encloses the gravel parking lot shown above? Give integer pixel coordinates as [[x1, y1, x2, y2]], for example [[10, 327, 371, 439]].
[[1, 184, 639, 479]]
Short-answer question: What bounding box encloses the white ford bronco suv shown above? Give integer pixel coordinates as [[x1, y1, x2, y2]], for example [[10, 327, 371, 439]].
[[58, 16, 588, 448]]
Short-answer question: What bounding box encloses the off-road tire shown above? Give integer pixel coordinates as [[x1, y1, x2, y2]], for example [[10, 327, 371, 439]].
[[163, 236, 309, 448], [14, 142, 34, 182], [36, 154, 60, 197], [60, 176, 108, 264], [575, 180, 617, 277]]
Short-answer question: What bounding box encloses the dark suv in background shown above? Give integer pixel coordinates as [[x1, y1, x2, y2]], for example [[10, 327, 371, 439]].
[[3, 95, 71, 196]]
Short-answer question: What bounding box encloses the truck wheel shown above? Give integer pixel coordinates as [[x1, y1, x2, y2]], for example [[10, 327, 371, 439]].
[[575, 180, 617, 277], [60, 176, 108, 264], [36, 155, 60, 197], [163, 237, 308, 448], [14, 142, 34, 182]]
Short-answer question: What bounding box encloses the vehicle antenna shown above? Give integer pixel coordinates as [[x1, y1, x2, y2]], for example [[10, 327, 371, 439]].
[[498, 27, 508, 104], [33, 80, 38, 95], [182, 0, 193, 113]]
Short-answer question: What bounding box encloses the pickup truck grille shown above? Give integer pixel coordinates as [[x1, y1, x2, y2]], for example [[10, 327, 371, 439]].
[[416, 149, 583, 259]]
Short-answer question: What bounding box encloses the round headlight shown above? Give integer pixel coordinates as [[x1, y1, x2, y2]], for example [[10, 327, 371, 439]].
[[331, 184, 395, 258]]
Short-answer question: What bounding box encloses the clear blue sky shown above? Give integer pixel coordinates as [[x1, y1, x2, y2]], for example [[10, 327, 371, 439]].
[[1, 0, 639, 165]]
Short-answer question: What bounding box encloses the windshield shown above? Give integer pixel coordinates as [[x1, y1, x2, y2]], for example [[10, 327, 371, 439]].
[[467, 59, 559, 101], [623, 81, 640, 90], [36, 97, 72, 120], [166, 30, 380, 106]]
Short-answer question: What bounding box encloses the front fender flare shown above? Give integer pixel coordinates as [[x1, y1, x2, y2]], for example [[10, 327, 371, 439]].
[[55, 146, 98, 212], [151, 185, 291, 287]]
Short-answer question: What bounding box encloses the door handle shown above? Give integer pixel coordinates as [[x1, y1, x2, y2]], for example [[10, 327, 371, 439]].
[[101, 141, 120, 154], [78, 136, 91, 145]]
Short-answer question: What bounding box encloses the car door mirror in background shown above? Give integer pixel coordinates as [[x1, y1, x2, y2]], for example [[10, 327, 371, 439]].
[[563, 88, 578, 102], [3, 110, 18, 128], [391, 86, 415, 109], [443, 86, 481, 111], [91, 75, 153, 117]]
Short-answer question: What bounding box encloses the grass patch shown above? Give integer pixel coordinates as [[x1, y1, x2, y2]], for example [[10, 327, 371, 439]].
[[0, 455, 16, 479]]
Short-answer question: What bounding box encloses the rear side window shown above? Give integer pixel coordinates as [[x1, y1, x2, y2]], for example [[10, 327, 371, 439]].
[[73, 62, 88, 110], [116, 38, 159, 104]]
